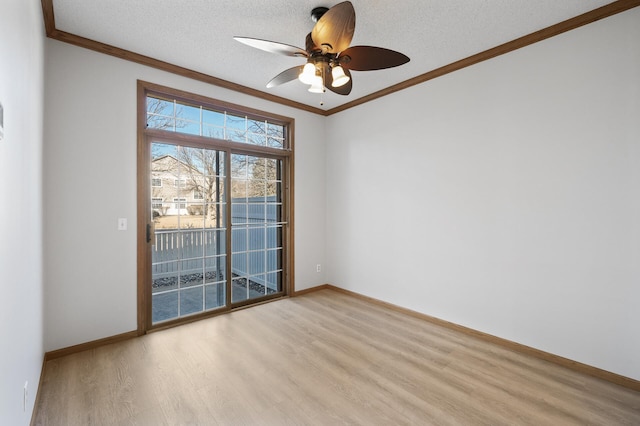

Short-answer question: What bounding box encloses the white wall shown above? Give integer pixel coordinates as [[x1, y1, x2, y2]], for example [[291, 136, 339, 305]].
[[326, 8, 640, 380], [43, 41, 327, 351], [0, 1, 45, 424]]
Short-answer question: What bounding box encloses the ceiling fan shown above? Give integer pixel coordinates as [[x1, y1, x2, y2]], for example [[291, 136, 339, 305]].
[[234, 1, 410, 97]]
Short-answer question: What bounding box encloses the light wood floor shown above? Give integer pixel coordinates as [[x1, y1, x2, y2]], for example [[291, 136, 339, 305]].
[[33, 289, 640, 425]]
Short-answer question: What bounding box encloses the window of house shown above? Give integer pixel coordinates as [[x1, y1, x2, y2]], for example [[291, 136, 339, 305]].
[[151, 198, 163, 209], [151, 178, 162, 187], [173, 198, 187, 209]]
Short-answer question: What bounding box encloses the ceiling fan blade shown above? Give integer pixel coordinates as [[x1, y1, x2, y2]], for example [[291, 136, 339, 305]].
[[311, 1, 355, 54], [233, 37, 308, 57], [324, 66, 352, 96], [267, 66, 305, 88], [339, 46, 410, 71], [305, 33, 320, 53]]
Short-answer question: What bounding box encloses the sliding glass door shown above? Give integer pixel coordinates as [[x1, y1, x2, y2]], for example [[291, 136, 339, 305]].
[[230, 154, 284, 303], [150, 143, 228, 323], [149, 143, 285, 324], [138, 82, 292, 329]]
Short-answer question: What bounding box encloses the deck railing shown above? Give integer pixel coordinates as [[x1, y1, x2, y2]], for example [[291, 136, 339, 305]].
[[151, 197, 282, 291]]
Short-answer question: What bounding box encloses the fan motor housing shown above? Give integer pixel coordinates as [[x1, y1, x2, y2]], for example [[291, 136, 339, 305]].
[[311, 7, 329, 22]]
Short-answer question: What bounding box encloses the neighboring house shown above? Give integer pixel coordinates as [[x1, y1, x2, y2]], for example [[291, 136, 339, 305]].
[[151, 155, 206, 216]]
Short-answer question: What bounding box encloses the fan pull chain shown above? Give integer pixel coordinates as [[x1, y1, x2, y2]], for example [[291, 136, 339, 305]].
[[320, 64, 326, 106]]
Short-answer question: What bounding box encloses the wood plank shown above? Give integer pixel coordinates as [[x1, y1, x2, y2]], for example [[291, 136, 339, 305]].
[[327, 285, 640, 392], [33, 289, 640, 425]]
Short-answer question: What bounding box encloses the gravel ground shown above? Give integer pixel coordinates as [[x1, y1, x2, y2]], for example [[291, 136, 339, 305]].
[[152, 273, 276, 323]]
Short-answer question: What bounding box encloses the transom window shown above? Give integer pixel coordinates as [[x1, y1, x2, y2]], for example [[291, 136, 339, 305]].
[[146, 96, 286, 149]]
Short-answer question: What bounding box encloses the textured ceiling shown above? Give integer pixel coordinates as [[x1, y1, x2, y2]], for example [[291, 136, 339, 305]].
[[51, 0, 615, 111]]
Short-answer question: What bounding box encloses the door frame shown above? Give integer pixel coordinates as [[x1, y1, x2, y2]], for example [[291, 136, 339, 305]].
[[136, 80, 295, 333]]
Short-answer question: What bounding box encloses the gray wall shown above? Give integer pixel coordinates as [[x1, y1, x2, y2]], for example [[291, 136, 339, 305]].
[[0, 0, 45, 424], [326, 8, 640, 380]]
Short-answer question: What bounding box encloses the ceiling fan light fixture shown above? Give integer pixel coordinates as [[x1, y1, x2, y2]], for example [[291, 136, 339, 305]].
[[308, 74, 324, 93], [298, 62, 317, 85], [331, 65, 350, 88], [235, 1, 409, 100]]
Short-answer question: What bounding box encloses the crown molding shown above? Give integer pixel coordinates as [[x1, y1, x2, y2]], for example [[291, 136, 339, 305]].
[[41, 0, 640, 116]]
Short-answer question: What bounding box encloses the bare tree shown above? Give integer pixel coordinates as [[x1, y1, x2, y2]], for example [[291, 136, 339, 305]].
[[249, 157, 279, 198], [176, 147, 224, 225], [147, 98, 187, 159]]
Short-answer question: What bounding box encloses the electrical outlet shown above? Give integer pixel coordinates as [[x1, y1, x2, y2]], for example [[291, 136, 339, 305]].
[[23, 381, 28, 412], [316, 264, 321, 273]]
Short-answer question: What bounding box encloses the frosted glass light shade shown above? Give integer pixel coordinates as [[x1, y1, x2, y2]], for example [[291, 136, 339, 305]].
[[308, 75, 324, 93], [331, 65, 350, 87], [298, 63, 317, 85]]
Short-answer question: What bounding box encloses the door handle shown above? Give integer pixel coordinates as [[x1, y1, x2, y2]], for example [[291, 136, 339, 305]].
[[146, 223, 155, 244]]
